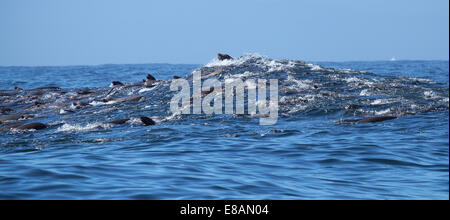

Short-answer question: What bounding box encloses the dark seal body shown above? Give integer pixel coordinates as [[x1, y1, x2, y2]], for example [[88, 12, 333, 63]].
[[146, 74, 156, 81], [112, 81, 124, 87], [359, 116, 397, 123], [218, 53, 233, 61], [18, 123, 48, 130], [108, 119, 130, 125], [140, 117, 156, 126]]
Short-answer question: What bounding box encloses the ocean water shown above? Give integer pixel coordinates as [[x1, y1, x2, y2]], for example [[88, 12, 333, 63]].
[[0, 55, 448, 200]]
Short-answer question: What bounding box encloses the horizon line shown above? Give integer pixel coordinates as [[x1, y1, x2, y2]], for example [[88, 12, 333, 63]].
[[0, 59, 449, 68]]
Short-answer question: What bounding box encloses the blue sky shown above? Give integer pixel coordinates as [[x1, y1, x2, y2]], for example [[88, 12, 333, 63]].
[[0, 0, 448, 66]]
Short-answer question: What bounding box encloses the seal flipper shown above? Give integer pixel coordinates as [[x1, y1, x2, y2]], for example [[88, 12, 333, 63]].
[[146, 74, 156, 81]]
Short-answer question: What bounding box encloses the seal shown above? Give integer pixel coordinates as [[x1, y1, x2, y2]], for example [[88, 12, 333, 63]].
[[22, 101, 46, 110], [35, 86, 61, 90], [17, 122, 48, 130], [111, 81, 124, 87], [140, 117, 156, 126], [146, 74, 156, 81], [0, 122, 24, 131], [77, 89, 94, 95], [102, 96, 143, 103], [108, 119, 130, 125], [218, 53, 233, 61], [144, 80, 156, 87], [141, 74, 158, 87], [25, 86, 61, 93], [0, 108, 14, 114], [72, 101, 90, 109], [0, 114, 34, 123], [0, 88, 20, 97], [359, 116, 397, 123], [59, 109, 75, 114]]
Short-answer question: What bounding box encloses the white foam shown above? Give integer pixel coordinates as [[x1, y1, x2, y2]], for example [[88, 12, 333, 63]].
[[48, 121, 64, 126], [144, 105, 158, 109], [138, 87, 154, 93], [267, 60, 296, 72], [56, 122, 112, 132], [307, 63, 323, 71], [204, 53, 329, 78], [163, 112, 181, 122], [205, 53, 263, 67], [205, 53, 294, 73], [42, 92, 58, 100], [410, 77, 434, 83], [424, 91, 439, 99], [245, 80, 257, 90], [286, 75, 314, 90], [59, 109, 70, 114], [8, 128, 26, 135], [341, 69, 354, 74], [287, 105, 308, 114], [343, 77, 374, 87], [370, 99, 392, 105], [93, 107, 117, 114], [89, 100, 117, 106], [224, 71, 256, 79], [375, 108, 391, 115], [360, 89, 371, 96], [90, 138, 112, 144], [344, 77, 361, 83], [129, 117, 142, 125]]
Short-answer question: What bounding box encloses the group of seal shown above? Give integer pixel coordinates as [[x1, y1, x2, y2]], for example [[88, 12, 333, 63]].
[[2, 53, 443, 132], [0, 72, 167, 132], [0, 54, 237, 132]]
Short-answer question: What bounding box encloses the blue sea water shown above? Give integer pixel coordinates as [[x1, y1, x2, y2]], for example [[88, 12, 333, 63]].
[[0, 55, 448, 200]]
